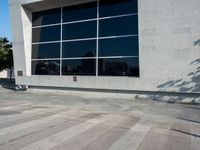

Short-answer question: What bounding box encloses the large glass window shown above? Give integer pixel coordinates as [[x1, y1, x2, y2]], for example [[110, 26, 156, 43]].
[[32, 60, 60, 75], [63, 2, 97, 22], [99, 15, 138, 37], [98, 58, 139, 76], [99, 36, 138, 57], [62, 21, 97, 40], [32, 8, 61, 27], [32, 25, 61, 43], [32, 43, 60, 59], [62, 40, 96, 58], [62, 59, 96, 75], [99, 0, 137, 17], [32, 0, 139, 77]]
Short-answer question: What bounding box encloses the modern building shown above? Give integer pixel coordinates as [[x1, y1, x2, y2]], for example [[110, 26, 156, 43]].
[[0, 70, 14, 78], [9, 0, 200, 94]]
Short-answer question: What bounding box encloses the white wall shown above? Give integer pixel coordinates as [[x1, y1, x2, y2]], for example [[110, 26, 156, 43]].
[[0, 70, 15, 78], [0, 70, 7, 78], [9, 0, 200, 94]]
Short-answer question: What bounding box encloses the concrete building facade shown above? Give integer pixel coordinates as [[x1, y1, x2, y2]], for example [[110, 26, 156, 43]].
[[9, 0, 200, 94]]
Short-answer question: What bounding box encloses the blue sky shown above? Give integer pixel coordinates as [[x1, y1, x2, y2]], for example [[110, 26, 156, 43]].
[[0, 0, 11, 41]]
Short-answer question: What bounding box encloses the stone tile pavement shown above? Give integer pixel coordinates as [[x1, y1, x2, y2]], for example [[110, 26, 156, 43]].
[[0, 88, 199, 150]]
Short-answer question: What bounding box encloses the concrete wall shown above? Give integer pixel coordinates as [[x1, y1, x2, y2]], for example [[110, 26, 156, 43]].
[[9, 0, 200, 94], [0, 70, 7, 78], [0, 70, 15, 78]]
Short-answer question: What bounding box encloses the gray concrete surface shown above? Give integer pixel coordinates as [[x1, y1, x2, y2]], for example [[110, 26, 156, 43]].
[[0, 87, 200, 150], [9, 0, 200, 94]]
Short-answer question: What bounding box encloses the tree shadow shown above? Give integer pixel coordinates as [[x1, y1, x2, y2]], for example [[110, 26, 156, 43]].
[[0, 78, 15, 90], [193, 39, 200, 46], [145, 40, 200, 103]]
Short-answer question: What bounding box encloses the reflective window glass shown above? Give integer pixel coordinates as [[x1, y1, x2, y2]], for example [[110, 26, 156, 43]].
[[32, 60, 60, 75], [63, 2, 97, 22], [98, 57, 139, 76], [32, 8, 61, 26], [32, 43, 60, 59], [32, 25, 61, 43], [31, 1, 139, 77], [99, 0, 137, 17], [62, 40, 96, 58], [62, 59, 96, 75], [99, 36, 138, 57], [99, 15, 138, 37], [62, 21, 97, 40]]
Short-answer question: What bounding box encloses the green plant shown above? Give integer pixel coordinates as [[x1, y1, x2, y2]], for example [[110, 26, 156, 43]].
[[0, 37, 13, 78]]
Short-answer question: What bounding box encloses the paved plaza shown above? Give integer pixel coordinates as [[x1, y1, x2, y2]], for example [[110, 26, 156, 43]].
[[0, 87, 199, 150]]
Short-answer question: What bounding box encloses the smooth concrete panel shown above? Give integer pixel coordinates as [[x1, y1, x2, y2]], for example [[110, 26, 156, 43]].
[[9, 3, 27, 80], [9, 0, 200, 93]]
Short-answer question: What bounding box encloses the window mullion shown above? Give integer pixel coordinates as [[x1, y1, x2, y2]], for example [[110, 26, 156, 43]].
[[96, 0, 99, 76], [60, 7, 63, 76]]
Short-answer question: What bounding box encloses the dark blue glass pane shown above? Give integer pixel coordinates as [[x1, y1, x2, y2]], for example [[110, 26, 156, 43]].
[[99, 36, 138, 57], [62, 40, 96, 58], [62, 59, 96, 75], [63, 2, 97, 22], [32, 43, 60, 59], [99, 0, 137, 17], [99, 15, 138, 37], [32, 8, 61, 26], [32, 25, 61, 43], [32, 60, 60, 75], [98, 57, 139, 76], [62, 21, 97, 40]]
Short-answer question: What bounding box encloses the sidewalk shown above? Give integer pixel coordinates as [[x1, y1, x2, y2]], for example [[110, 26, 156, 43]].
[[0, 88, 199, 149]]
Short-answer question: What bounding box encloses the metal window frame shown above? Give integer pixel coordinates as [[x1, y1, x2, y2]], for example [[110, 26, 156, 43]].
[[60, 7, 63, 75], [32, 56, 139, 61], [31, 0, 139, 76], [31, 13, 138, 29]]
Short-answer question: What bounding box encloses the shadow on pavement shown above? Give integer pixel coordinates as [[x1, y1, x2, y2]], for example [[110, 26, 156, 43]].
[[0, 78, 15, 90]]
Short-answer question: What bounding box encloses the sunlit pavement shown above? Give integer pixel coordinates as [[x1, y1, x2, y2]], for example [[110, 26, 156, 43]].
[[0, 88, 199, 150]]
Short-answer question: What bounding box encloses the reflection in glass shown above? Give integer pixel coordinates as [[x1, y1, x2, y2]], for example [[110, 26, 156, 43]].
[[32, 8, 61, 27], [99, 0, 137, 17], [62, 40, 96, 58], [32, 25, 61, 43], [32, 60, 60, 75], [62, 59, 96, 75], [99, 15, 138, 37], [62, 21, 97, 40], [63, 2, 97, 22], [32, 43, 60, 59], [31, 0, 139, 77], [99, 36, 138, 57], [98, 58, 139, 76]]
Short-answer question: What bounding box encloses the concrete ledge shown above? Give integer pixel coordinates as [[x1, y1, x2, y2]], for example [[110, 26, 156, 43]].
[[28, 85, 200, 104]]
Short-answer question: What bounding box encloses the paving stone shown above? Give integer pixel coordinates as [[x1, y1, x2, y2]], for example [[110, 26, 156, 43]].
[[20, 114, 116, 150], [190, 124, 200, 150], [0, 90, 199, 150], [137, 132, 168, 150], [50, 115, 131, 150], [165, 123, 191, 150]]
